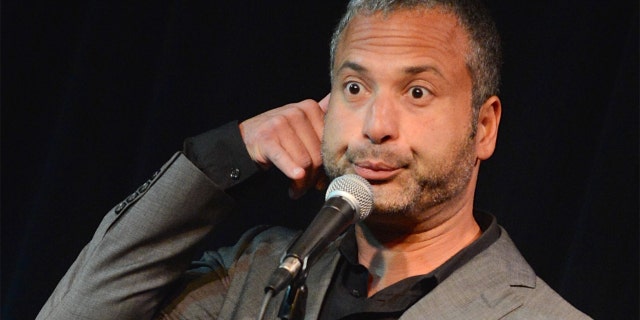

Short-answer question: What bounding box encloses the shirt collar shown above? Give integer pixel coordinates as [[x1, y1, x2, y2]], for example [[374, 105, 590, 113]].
[[338, 210, 500, 284]]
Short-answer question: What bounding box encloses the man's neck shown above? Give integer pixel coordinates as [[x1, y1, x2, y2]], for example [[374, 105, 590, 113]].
[[354, 204, 481, 297]]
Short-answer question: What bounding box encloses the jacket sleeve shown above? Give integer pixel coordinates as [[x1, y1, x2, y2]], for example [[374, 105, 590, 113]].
[[37, 123, 261, 320]]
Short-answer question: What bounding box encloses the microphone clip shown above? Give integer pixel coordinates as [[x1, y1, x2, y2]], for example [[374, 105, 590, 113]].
[[277, 270, 308, 320]]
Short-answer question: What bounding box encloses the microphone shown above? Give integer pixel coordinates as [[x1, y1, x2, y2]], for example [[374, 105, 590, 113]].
[[265, 174, 374, 295]]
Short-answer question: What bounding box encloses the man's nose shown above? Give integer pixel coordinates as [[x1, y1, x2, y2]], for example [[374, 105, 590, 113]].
[[362, 95, 399, 144]]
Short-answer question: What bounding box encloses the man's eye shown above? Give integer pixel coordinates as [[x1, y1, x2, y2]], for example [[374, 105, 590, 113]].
[[410, 87, 428, 99], [346, 82, 361, 95]]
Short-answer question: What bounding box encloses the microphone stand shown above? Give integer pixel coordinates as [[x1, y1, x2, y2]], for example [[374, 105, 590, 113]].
[[277, 270, 308, 319]]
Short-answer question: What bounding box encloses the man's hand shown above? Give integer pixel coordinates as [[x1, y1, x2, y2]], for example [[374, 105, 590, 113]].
[[239, 94, 330, 198]]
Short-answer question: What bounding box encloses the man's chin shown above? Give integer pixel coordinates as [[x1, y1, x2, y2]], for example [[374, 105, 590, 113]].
[[369, 188, 414, 214]]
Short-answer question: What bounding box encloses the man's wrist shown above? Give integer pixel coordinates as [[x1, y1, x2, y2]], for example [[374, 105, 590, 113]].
[[183, 121, 261, 190]]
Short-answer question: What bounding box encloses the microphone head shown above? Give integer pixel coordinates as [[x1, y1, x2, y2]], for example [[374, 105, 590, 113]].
[[325, 174, 374, 221]]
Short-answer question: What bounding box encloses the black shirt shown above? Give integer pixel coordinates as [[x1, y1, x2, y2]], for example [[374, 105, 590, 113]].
[[318, 212, 500, 320]]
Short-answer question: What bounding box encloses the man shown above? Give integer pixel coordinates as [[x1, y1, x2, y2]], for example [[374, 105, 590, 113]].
[[38, 0, 590, 319]]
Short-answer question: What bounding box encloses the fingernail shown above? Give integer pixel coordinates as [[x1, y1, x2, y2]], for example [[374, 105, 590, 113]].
[[292, 167, 304, 178]]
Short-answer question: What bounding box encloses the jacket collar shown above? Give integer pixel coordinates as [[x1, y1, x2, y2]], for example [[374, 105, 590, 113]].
[[399, 227, 536, 319], [302, 238, 343, 318], [301, 226, 536, 319]]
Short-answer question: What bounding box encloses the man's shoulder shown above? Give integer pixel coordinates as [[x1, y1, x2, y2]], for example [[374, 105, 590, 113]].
[[472, 227, 592, 319], [403, 226, 591, 319], [510, 275, 592, 319]]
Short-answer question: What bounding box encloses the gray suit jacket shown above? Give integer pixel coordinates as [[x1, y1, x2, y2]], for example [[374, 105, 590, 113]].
[[37, 153, 591, 320]]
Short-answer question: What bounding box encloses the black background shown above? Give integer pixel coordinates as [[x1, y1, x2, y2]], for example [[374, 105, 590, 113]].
[[2, 1, 638, 319]]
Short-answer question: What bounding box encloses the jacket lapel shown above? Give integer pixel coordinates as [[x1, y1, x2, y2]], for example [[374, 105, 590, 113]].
[[400, 228, 535, 320], [303, 240, 343, 319]]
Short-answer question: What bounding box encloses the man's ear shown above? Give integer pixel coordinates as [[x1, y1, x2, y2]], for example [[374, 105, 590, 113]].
[[475, 96, 502, 160]]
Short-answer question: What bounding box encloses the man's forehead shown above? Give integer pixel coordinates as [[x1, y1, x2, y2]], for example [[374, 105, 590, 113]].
[[333, 8, 470, 70], [344, 8, 464, 46]]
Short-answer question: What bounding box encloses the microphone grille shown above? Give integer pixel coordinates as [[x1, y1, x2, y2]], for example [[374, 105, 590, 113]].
[[325, 174, 374, 221]]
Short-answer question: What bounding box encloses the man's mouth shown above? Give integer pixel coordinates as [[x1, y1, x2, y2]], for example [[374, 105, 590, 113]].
[[353, 160, 403, 181]]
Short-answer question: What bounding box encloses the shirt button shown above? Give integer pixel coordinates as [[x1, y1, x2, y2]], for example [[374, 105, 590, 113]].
[[229, 168, 241, 180], [351, 289, 361, 297]]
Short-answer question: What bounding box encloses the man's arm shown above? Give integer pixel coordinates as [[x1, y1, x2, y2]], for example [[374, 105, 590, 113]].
[[37, 97, 328, 320], [36, 153, 235, 319]]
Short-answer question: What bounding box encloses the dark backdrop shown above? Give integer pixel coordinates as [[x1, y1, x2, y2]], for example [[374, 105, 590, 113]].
[[2, 1, 638, 319]]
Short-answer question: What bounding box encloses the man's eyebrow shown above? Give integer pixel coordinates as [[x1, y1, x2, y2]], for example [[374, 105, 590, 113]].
[[403, 65, 444, 78], [336, 62, 445, 79], [336, 61, 369, 75]]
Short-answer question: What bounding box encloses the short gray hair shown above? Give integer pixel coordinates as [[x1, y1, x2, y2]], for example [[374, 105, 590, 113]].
[[329, 0, 502, 112]]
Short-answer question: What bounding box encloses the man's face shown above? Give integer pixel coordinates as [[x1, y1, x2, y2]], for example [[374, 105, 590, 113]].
[[322, 8, 478, 219]]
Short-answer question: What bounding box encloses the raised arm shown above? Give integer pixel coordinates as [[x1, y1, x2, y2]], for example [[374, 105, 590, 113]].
[[37, 96, 328, 320]]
